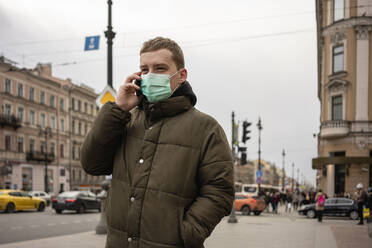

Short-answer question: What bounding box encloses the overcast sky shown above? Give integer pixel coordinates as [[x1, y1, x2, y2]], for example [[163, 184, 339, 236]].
[[0, 0, 319, 185]]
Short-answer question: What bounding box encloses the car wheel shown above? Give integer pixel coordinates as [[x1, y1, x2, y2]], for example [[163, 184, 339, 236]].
[[241, 206, 251, 216], [38, 202, 45, 212], [55, 209, 63, 214], [349, 210, 359, 220], [5, 203, 15, 213], [306, 210, 316, 219], [254, 211, 262, 216], [77, 205, 85, 214]]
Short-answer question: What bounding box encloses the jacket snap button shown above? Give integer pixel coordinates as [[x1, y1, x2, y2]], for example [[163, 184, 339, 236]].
[[149, 126, 153, 130], [128, 237, 132, 242], [130, 197, 135, 202], [139, 159, 144, 164]]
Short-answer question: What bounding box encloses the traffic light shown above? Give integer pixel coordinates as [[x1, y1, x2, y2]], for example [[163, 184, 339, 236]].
[[242, 121, 251, 144], [238, 146, 247, 165]]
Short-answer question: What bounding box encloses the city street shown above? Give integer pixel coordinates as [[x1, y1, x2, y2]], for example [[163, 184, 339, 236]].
[[0, 206, 370, 248], [0, 206, 100, 244]]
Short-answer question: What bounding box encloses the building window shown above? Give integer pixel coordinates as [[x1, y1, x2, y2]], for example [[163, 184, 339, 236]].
[[60, 118, 64, 132], [18, 83, 23, 97], [60, 98, 64, 111], [78, 100, 81, 112], [50, 95, 55, 108], [5, 78, 11, 93], [50, 116, 56, 130], [78, 122, 81, 135], [71, 98, 75, 111], [29, 139, 35, 152], [5, 135, 11, 151], [79, 170, 82, 180], [40, 141, 46, 153], [72, 146, 75, 160], [50, 142, 55, 155], [332, 95, 343, 120], [60, 168, 66, 177], [332, 45, 344, 73], [90, 104, 93, 115], [17, 137, 24, 152], [40, 113, 46, 128], [72, 120, 75, 134], [30, 110, 35, 125], [84, 102, 87, 113], [17, 107, 24, 122], [4, 104, 11, 116], [40, 91, 45, 104], [29, 87, 34, 101], [60, 144, 64, 158], [334, 0, 344, 22], [84, 123, 87, 135]]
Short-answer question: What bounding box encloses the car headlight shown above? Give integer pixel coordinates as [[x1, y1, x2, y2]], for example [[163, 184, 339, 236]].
[[300, 206, 306, 210]]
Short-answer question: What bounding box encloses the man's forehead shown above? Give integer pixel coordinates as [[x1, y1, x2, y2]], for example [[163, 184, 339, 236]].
[[140, 49, 174, 67]]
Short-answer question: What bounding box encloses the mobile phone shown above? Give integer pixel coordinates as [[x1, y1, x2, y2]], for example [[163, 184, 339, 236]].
[[135, 79, 142, 96]]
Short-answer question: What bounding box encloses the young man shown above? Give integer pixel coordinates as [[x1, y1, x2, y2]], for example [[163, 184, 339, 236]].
[[356, 183, 368, 225], [81, 37, 235, 248]]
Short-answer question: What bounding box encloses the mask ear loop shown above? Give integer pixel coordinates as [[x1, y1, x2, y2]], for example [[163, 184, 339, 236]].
[[169, 68, 184, 93]]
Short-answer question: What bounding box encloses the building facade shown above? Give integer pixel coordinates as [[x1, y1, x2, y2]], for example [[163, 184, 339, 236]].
[[313, 0, 372, 197], [0, 57, 105, 195]]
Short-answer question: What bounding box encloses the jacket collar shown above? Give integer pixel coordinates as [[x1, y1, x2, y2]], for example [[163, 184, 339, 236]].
[[140, 81, 196, 121]]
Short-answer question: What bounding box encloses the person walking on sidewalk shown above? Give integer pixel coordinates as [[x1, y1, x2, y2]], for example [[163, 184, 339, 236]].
[[356, 183, 368, 225], [315, 189, 325, 222], [81, 37, 235, 248]]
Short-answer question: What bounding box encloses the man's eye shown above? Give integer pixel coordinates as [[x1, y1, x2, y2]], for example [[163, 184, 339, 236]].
[[141, 69, 148, 74]]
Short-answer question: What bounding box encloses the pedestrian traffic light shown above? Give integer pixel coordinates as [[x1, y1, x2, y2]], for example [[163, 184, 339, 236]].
[[242, 121, 251, 144]]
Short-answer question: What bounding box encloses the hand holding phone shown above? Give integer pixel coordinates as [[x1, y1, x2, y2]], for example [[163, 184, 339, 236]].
[[135, 79, 142, 97]]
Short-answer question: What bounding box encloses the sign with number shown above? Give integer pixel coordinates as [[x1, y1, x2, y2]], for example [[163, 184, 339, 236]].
[[84, 36, 100, 51]]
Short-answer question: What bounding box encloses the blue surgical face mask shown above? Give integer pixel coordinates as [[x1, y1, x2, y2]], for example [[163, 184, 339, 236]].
[[141, 70, 182, 103]]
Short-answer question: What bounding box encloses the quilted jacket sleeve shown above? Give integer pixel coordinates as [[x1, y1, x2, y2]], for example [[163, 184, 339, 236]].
[[181, 124, 234, 248], [81, 102, 131, 176]]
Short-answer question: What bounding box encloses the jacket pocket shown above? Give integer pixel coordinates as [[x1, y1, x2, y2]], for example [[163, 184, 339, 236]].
[[179, 209, 204, 248]]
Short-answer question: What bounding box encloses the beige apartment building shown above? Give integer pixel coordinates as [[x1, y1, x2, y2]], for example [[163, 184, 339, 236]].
[[0, 57, 104, 195], [313, 0, 372, 197]]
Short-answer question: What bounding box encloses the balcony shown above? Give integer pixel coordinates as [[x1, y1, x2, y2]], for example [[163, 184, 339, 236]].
[[320, 120, 350, 138], [26, 151, 55, 163], [0, 114, 21, 129]]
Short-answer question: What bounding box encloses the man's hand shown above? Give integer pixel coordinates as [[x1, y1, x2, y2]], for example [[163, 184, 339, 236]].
[[116, 72, 142, 111]]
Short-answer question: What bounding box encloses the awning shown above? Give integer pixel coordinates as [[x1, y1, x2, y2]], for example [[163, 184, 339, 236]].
[[312, 156, 372, 169]]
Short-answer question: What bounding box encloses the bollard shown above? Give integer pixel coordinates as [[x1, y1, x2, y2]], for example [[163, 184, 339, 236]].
[[96, 179, 111, 235]]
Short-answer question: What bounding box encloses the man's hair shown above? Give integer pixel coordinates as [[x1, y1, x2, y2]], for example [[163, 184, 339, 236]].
[[140, 37, 185, 70]]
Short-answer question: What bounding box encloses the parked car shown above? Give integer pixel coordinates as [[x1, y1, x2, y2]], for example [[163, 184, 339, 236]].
[[235, 193, 266, 215], [52, 191, 101, 214], [28, 191, 51, 206], [298, 197, 359, 220], [0, 190, 46, 213]]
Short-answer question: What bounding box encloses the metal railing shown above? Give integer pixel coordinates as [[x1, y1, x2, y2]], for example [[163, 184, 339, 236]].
[[0, 114, 21, 129]]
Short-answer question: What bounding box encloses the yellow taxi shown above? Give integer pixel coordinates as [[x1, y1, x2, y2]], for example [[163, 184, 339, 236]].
[[0, 190, 47, 213]]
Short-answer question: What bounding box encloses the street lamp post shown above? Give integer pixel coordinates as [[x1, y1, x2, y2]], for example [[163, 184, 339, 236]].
[[291, 162, 294, 192], [257, 118, 262, 194], [105, 0, 116, 88], [39, 127, 52, 193], [228, 111, 238, 224], [282, 149, 285, 192]]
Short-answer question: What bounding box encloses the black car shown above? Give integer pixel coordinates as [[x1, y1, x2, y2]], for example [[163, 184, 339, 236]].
[[52, 191, 101, 214], [298, 198, 359, 220]]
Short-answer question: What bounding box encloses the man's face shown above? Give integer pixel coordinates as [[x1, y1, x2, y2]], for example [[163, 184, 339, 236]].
[[140, 49, 187, 91]]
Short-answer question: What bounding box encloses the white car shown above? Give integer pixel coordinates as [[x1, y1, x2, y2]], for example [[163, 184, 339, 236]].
[[28, 191, 51, 206]]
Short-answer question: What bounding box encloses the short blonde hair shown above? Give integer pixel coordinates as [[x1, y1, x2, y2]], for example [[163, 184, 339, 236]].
[[140, 37, 185, 70]]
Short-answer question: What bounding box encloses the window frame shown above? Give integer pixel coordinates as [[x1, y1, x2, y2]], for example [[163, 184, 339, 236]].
[[332, 95, 343, 120], [17, 83, 23, 97], [29, 87, 35, 101], [5, 78, 11, 93], [332, 44, 344, 74], [333, 0, 344, 22]]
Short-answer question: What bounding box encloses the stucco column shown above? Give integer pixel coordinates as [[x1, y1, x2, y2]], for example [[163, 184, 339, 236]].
[[326, 164, 335, 198], [355, 26, 370, 121]]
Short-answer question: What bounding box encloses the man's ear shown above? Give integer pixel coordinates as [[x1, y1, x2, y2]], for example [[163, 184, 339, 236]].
[[180, 68, 188, 82]]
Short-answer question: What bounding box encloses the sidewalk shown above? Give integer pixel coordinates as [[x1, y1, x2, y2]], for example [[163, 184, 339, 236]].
[[0, 214, 370, 248]]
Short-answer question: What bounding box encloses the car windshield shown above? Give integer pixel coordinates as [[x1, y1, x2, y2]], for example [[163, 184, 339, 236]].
[[58, 191, 80, 197], [243, 186, 256, 193]]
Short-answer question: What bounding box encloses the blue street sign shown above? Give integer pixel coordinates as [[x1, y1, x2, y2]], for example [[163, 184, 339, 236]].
[[84, 36, 100, 51], [256, 170, 262, 178]]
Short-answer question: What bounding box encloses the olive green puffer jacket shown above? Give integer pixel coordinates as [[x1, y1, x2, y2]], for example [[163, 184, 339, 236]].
[[81, 83, 234, 248]]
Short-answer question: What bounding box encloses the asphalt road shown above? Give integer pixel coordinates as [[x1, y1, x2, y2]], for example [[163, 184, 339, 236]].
[[0, 206, 101, 244]]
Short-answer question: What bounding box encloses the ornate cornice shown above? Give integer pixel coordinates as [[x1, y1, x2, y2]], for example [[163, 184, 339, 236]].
[[330, 32, 346, 44], [322, 17, 372, 36], [355, 25, 372, 40], [325, 78, 349, 93]]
